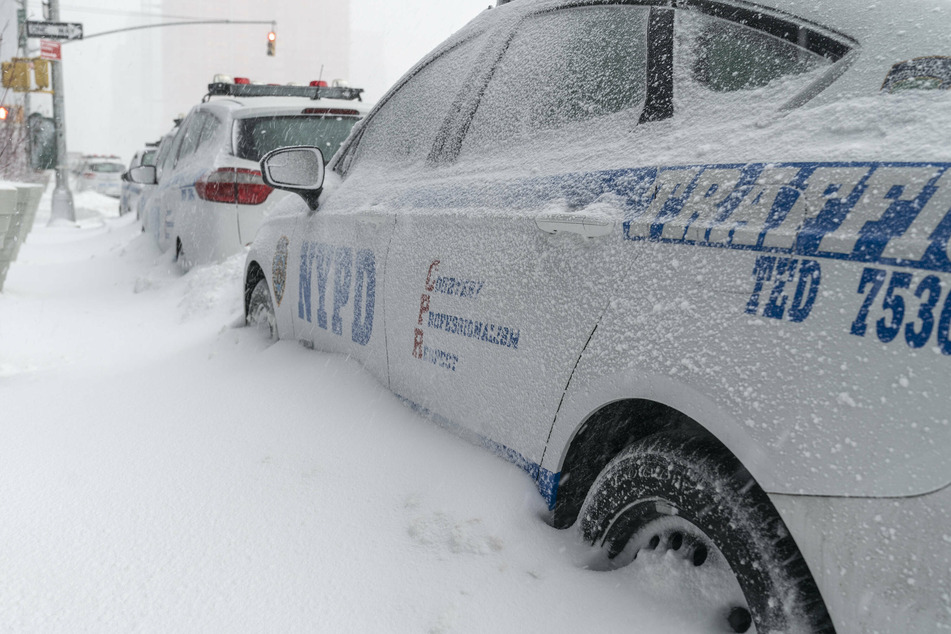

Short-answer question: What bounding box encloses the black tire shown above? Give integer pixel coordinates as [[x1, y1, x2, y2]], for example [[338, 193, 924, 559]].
[[246, 277, 278, 340], [579, 432, 833, 634]]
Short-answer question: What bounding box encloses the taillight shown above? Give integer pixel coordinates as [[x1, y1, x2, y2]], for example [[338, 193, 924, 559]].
[[83, 172, 95, 179], [195, 168, 272, 205]]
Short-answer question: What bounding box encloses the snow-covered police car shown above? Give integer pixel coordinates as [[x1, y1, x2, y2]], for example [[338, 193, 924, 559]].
[[119, 143, 158, 216], [244, 1, 951, 632], [131, 77, 370, 268]]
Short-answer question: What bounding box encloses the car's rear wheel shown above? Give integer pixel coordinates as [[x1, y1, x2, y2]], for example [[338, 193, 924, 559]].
[[578, 432, 833, 634], [246, 277, 277, 340]]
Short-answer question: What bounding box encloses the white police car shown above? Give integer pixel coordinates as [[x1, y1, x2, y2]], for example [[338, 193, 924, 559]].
[[74, 155, 125, 198], [119, 144, 158, 216], [131, 77, 370, 268], [244, 2, 951, 632]]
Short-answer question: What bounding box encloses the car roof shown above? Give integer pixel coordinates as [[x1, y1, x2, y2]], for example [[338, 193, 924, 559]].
[[199, 95, 372, 118]]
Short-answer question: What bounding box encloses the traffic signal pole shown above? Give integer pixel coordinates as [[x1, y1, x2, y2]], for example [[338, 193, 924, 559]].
[[47, 0, 75, 223]]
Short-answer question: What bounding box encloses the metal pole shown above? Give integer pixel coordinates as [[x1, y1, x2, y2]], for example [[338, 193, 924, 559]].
[[18, 2, 30, 161], [47, 0, 74, 223]]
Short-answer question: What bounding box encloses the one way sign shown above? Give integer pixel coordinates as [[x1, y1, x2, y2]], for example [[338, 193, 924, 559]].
[[26, 21, 83, 41]]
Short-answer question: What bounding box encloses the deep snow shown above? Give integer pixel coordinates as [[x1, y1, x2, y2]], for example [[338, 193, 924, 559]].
[[0, 190, 715, 632]]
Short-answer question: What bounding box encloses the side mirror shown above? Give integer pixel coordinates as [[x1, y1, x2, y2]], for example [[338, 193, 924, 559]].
[[260, 146, 325, 211], [128, 165, 157, 185]]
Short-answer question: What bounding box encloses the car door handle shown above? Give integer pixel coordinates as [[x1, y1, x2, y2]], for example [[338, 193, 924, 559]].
[[356, 212, 388, 227], [535, 211, 615, 238]]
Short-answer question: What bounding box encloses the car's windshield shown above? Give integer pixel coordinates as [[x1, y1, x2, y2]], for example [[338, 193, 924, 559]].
[[233, 115, 360, 163], [89, 162, 125, 173]]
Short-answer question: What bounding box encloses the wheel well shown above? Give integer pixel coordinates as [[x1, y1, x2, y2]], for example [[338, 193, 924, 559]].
[[552, 399, 718, 529], [244, 260, 265, 318]]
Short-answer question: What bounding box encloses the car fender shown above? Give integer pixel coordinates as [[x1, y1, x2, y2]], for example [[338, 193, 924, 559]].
[[244, 214, 299, 338], [544, 278, 950, 500]]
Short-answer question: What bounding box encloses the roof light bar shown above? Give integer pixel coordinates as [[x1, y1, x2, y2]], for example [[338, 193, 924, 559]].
[[206, 82, 364, 101]]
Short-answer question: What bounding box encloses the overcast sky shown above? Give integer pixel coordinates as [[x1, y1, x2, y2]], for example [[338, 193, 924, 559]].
[[9, 0, 489, 161]]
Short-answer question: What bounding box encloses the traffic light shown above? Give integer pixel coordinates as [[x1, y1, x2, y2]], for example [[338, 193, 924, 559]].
[[267, 31, 276, 56], [2, 59, 31, 92], [33, 58, 50, 90], [0, 105, 8, 121]]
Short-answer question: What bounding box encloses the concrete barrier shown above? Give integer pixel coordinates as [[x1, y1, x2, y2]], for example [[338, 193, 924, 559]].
[[0, 185, 21, 292], [12, 184, 45, 259], [0, 182, 45, 292]]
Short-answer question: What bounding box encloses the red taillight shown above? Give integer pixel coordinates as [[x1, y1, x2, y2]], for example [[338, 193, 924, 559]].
[[309, 80, 328, 87], [83, 172, 95, 179], [234, 77, 251, 85], [195, 168, 272, 205], [302, 108, 360, 116]]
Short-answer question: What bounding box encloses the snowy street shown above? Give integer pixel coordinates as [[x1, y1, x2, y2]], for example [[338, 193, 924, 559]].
[[0, 191, 708, 632]]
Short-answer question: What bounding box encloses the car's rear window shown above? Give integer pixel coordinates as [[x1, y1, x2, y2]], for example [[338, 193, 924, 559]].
[[233, 115, 360, 163], [88, 162, 124, 173]]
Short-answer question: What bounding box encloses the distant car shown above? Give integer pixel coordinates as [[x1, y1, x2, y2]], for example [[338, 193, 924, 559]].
[[244, 2, 951, 633], [74, 155, 125, 198], [119, 145, 158, 216], [131, 76, 370, 269]]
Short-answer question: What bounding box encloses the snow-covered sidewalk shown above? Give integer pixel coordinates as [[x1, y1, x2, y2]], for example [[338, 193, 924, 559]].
[[1, 191, 704, 633]]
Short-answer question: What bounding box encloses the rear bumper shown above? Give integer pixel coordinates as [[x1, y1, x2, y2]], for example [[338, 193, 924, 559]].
[[771, 485, 951, 633]]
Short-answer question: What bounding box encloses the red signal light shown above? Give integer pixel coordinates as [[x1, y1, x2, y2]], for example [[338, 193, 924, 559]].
[[0, 106, 8, 121], [267, 31, 276, 42]]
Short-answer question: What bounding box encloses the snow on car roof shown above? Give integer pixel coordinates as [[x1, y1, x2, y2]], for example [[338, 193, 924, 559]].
[[205, 96, 372, 118]]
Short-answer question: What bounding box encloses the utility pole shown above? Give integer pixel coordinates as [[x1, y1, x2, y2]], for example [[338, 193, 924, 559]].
[[18, 0, 30, 157], [47, 0, 74, 223]]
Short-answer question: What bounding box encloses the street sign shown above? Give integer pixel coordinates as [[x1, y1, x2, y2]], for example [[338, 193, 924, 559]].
[[40, 40, 62, 61], [26, 21, 83, 41]]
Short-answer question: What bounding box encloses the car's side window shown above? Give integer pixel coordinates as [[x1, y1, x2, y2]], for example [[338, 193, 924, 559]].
[[673, 11, 833, 113], [458, 4, 846, 160], [197, 114, 221, 153], [462, 6, 651, 155], [345, 35, 485, 171], [156, 128, 183, 181], [174, 113, 206, 168]]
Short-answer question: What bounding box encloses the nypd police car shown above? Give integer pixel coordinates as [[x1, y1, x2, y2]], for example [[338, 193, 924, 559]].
[[119, 143, 158, 216], [244, 1, 951, 632], [130, 77, 370, 268]]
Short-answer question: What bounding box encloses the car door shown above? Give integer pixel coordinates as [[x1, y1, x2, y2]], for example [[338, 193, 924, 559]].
[[164, 111, 215, 263], [290, 197, 394, 382], [151, 113, 198, 253], [291, 32, 493, 385], [375, 6, 656, 475], [141, 129, 180, 249]]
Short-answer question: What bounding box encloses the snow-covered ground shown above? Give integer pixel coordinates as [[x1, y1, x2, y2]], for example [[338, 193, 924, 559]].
[[0, 190, 712, 632]]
